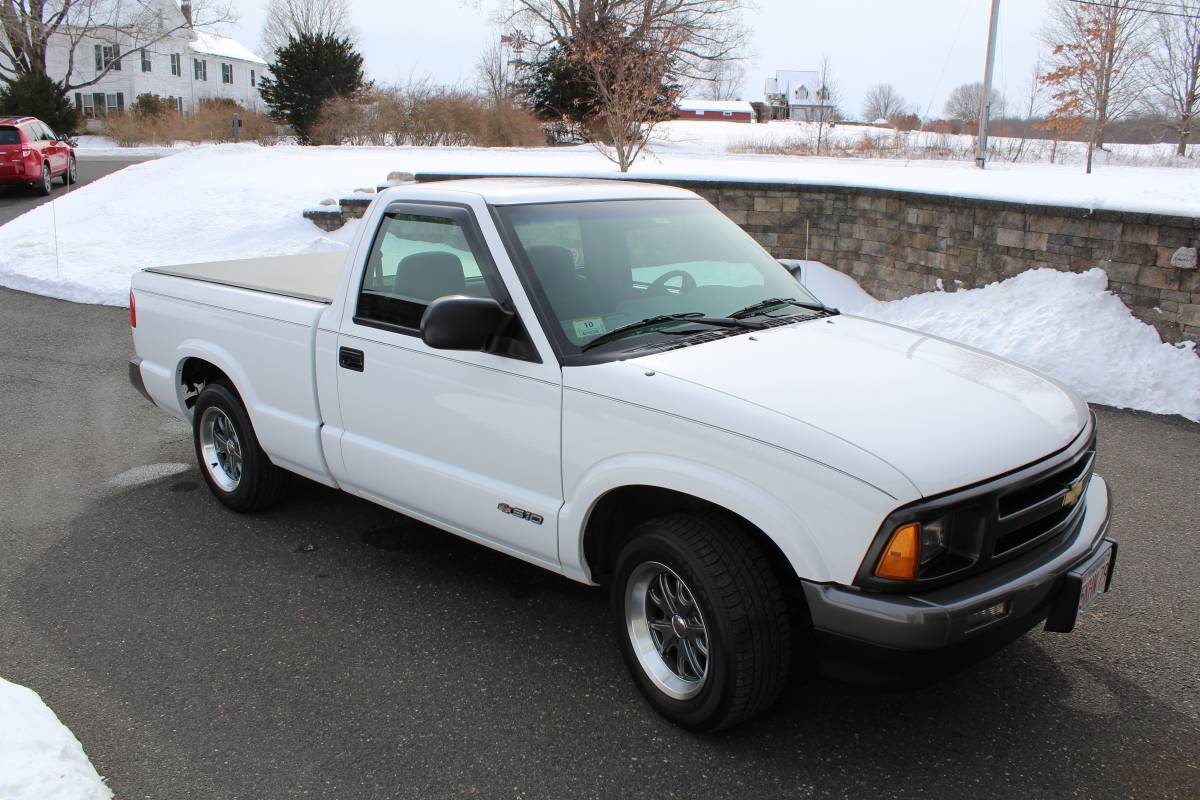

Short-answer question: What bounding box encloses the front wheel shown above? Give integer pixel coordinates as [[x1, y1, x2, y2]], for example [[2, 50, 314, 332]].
[[192, 382, 289, 512], [611, 513, 791, 731], [62, 156, 77, 185]]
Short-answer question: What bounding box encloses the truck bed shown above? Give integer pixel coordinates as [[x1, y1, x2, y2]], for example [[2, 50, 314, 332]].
[[145, 251, 346, 304]]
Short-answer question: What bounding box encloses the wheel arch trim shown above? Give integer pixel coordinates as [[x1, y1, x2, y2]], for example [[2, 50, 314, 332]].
[[559, 454, 828, 585]]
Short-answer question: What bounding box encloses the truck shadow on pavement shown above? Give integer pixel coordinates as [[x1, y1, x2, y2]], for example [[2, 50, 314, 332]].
[[13, 472, 1199, 800]]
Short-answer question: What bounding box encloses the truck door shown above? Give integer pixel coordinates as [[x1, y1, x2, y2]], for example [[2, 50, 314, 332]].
[[333, 203, 563, 568]]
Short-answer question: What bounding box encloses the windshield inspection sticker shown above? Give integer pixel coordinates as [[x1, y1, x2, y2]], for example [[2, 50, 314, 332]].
[[572, 317, 607, 339]]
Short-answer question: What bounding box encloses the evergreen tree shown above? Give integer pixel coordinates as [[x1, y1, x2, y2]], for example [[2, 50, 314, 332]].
[[259, 32, 365, 144], [0, 72, 81, 135], [521, 44, 600, 136]]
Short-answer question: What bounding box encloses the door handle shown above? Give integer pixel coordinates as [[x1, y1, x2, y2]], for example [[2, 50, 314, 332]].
[[338, 347, 365, 372]]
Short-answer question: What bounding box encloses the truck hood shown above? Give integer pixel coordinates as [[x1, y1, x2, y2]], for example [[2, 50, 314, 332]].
[[628, 315, 1089, 497]]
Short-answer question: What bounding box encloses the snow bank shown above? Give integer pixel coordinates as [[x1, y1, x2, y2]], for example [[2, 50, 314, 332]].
[[0, 677, 112, 800], [832, 267, 1200, 422]]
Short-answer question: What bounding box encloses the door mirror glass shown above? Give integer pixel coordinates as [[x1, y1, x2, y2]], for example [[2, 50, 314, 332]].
[[420, 296, 513, 351]]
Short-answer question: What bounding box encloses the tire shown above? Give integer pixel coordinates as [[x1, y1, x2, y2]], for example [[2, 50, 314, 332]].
[[192, 382, 289, 513], [62, 156, 77, 185], [35, 163, 52, 196], [611, 512, 791, 731]]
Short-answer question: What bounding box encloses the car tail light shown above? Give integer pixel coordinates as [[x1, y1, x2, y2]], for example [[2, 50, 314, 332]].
[[129, 291, 136, 328], [21, 146, 31, 157]]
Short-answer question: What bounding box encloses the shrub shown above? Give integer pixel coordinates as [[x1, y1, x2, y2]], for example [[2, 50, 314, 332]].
[[131, 93, 174, 119], [0, 72, 81, 135], [312, 83, 547, 148], [102, 103, 280, 147]]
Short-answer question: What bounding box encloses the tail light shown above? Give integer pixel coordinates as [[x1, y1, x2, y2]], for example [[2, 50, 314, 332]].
[[129, 291, 136, 328], [21, 146, 31, 157]]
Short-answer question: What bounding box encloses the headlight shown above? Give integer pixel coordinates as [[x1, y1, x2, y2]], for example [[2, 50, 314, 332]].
[[919, 517, 948, 565]]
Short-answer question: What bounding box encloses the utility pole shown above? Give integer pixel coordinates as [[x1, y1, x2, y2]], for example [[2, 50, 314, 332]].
[[975, 0, 1001, 169]]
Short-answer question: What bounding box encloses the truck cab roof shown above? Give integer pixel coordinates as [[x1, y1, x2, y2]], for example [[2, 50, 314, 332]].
[[387, 176, 699, 206]]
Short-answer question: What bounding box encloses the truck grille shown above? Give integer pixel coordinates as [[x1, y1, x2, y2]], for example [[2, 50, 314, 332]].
[[992, 445, 1095, 557]]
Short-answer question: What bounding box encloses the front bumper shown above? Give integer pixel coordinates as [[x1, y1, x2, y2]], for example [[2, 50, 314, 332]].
[[802, 475, 1113, 685]]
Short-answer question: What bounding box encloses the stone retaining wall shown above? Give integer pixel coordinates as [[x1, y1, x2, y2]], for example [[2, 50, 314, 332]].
[[414, 173, 1200, 343]]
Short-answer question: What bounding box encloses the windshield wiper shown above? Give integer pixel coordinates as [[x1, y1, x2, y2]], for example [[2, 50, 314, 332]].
[[728, 297, 838, 319], [580, 312, 759, 352]]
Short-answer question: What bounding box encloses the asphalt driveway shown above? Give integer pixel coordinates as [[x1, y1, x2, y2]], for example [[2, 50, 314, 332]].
[[0, 155, 158, 226], [0, 286, 1196, 800]]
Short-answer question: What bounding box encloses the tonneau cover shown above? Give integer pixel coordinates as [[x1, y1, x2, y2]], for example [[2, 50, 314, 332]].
[[145, 251, 346, 304]]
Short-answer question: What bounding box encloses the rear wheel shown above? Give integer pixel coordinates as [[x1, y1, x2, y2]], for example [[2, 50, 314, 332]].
[[36, 163, 52, 196], [611, 512, 791, 731], [192, 382, 289, 512]]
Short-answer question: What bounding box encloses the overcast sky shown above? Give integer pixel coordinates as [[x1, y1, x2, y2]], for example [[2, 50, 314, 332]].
[[224, 0, 1052, 120]]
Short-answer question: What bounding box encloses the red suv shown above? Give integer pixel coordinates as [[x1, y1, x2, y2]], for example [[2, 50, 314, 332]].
[[0, 116, 77, 196]]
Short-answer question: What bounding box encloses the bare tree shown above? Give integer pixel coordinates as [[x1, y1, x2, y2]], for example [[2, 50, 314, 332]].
[[698, 58, 745, 100], [812, 54, 838, 155], [861, 82, 907, 122], [1041, 0, 1152, 172], [1023, 52, 1047, 118], [1143, 0, 1200, 156], [261, 0, 352, 56], [944, 81, 1006, 122], [476, 36, 518, 106], [509, 0, 751, 171], [0, 0, 234, 91]]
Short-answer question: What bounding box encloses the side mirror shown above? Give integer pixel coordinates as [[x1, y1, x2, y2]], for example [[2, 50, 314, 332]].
[[420, 295, 514, 351]]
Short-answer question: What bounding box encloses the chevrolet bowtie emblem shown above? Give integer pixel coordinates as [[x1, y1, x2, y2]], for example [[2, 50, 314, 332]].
[[1062, 480, 1085, 508]]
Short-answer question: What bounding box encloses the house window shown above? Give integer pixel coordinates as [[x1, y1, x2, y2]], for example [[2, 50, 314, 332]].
[[695, 110, 705, 116], [194, 58, 207, 81], [141, 50, 152, 72], [221, 63, 233, 84], [75, 93, 96, 119], [170, 53, 181, 76], [795, 86, 808, 100], [106, 93, 124, 115], [250, 69, 256, 87], [723, 111, 732, 117], [95, 44, 121, 72], [175, 97, 184, 114]]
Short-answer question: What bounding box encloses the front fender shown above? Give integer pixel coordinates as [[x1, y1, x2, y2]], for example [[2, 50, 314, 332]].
[[559, 453, 829, 585]]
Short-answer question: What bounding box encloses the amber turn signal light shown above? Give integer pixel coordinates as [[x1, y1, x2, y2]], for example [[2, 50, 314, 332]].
[[875, 522, 920, 580]]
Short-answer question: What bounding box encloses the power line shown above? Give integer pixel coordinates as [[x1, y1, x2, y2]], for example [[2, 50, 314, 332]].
[[1062, 0, 1200, 20]]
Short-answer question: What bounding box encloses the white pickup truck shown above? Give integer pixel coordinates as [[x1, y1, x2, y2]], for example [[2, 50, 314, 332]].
[[129, 177, 1115, 730]]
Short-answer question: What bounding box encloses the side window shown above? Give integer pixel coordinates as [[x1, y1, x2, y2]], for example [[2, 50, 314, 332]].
[[357, 212, 495, 330]]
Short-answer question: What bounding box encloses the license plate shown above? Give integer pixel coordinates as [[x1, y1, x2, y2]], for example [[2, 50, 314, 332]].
[[1076, 545, 1113, 620]]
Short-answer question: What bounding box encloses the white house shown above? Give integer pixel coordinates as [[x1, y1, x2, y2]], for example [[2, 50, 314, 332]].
[[41, 0, 268, 122], [764, 70, 834, 122]]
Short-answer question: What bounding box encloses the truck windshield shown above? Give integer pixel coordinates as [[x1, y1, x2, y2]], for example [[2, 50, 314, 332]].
[[497, 198, 822, 355]]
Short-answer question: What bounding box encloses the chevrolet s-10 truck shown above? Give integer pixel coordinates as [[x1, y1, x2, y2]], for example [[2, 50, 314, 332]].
[[129, 177, 1115, 730]]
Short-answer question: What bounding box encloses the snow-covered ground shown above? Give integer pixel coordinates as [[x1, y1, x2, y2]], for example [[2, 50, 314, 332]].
[[0, 677, 111, 800], [0, 142, 1196, 420], [73, 134, 196, 157], [652, 118, 1196, 167]]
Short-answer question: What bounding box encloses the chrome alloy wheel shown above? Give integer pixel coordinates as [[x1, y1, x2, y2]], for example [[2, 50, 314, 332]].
[[198, 406, 244, 492], [41, 165, 51, 193], [68, 157, 77, 182], [625, 561, 710, 700]]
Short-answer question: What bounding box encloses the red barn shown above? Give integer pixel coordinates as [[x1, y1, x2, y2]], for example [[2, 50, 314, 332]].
[[675, 98, 755, 123]]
